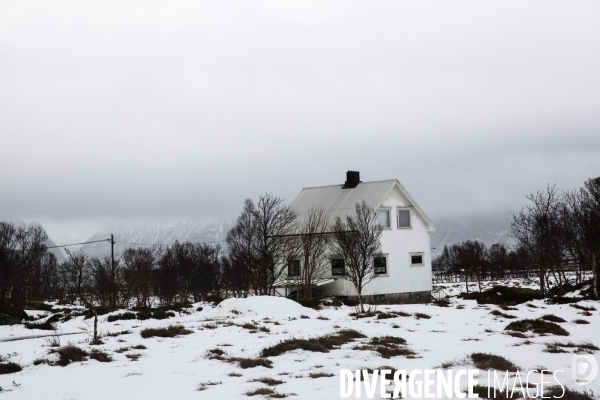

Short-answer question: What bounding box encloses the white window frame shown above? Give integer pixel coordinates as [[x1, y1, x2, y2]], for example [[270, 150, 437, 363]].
[[409, 252, 424, 266], [377, 208, 391, 229], [396, 208, 411, 229], [373, 254, 389, 276]]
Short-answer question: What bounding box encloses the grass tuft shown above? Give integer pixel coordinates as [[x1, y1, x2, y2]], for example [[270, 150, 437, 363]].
[[540, 314, 566, 323], [572, 319, 590, 325], [49, 346, 89, 367], [470, 352, 519, 372], [90, 350, 113, 362], [249, 377, 284, 386], [0, 362, 22, 374], [261, 329, 366, 357], [489, 310, 517, 319], [140, 325, 193, 338], [505, 319, 569, 336]]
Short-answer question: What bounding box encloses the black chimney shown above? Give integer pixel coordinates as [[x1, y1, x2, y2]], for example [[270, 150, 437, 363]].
[[343, 171, 361, 189]]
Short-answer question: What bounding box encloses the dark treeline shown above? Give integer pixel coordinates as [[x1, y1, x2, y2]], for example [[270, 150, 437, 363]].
[[0, 194, 382, 308], [433, 177, 600, 298]]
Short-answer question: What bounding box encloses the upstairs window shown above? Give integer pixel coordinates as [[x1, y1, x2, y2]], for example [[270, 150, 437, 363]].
[[378, 209, 390, 228], [288, 260, 300, 277], [331, 259, 345, 276], [374, 256, 387, 274], [397, 209, 410, 228], [411, 253, 424, 266]]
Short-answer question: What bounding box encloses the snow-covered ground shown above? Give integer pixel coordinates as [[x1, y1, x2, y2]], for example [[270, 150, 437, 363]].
[[1, 280, 598, 399]]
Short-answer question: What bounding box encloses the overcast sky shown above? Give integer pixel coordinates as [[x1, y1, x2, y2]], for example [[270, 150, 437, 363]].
[[2, 1, 600, 245]]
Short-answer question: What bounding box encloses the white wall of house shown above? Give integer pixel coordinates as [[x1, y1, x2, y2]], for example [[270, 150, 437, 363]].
[[313, 185, 432, 297]]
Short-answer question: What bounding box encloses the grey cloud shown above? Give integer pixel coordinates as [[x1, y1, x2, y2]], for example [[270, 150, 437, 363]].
[[1, 1, 599, 241]]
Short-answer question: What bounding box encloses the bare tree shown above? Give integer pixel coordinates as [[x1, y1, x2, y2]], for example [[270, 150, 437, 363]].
[[0, 221, 49, 305], [330, 201, 383, 312], [563, 178, 600, 298], [511, 185, 564, 294], [296, 207, 330, 300], [63, 249, 99, 343], [227, 193, 298, 295]]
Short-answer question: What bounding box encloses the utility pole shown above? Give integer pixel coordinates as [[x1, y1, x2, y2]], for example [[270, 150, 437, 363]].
[[111, 234, 116, 306]]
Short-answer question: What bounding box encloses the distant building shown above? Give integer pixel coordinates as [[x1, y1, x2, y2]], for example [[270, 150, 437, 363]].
[[286, 171, 436, 303]]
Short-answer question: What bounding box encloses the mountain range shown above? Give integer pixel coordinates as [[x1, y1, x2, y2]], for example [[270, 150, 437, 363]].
[[78, 212, 516, 259], [79, 218, 233, 258]]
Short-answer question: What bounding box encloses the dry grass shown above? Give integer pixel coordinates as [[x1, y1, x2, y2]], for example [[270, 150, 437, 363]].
[[236, 357, 273, 369], [540, 314, 566, 323], [140, 325, 193, 338], [572, 319, 590, 324], [570, 304, 596, 311], [197, 381, 221, 391], [505, 319, 569, 336], [228, 372, 243, 377], [0, 362, 22, 374], [354, 335, 415, 359], [245, 388, 277, 397], [414, 312, 431, 319], [546, 340, 598, 352], [49, 346, 89, 367], [489, 310, 517, 319], [260, 329, 366, 357], [90, 350, 113, 362], [504, 331, 529, 339], [249, 377, 284, 386], [544, 386, 594, 400], [308, 372, 334, 378], [470, 352, 519, 372], [126, 353, 142, 361]]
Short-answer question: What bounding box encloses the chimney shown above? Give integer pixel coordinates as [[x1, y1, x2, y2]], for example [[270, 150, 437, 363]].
[[343, 171, 361, 189]]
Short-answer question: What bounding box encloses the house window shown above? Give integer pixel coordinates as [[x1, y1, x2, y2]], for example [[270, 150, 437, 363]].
[[410, 253, 424, 266], [374, 256, 387, 274], [397, 209, 410, 228], [288, 260, 300, 277], [331, 259, 345, 276], [377, 209, 390, 228]]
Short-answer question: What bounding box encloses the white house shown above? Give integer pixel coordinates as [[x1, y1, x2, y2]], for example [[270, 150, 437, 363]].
[[286, 171, 437, 304]]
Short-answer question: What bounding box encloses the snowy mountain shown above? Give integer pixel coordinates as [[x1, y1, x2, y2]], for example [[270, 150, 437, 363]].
[[79, 213, 514, 259], [430, 211, 517, 257], [80, 218, 233, 258]]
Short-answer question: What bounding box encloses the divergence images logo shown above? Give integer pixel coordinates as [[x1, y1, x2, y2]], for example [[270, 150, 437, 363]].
[[572, 355, 598, 385]]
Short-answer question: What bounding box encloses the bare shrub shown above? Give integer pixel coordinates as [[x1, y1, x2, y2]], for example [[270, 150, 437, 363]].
[[49, 346, 89, 366]]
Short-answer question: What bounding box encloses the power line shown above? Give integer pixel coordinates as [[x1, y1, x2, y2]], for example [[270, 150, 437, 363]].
[[47, 238, 110, 249], [115, 239, 226, 246]]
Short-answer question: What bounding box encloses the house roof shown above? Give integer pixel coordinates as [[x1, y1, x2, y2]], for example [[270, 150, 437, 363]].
[[289, 179, 437, 232]]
